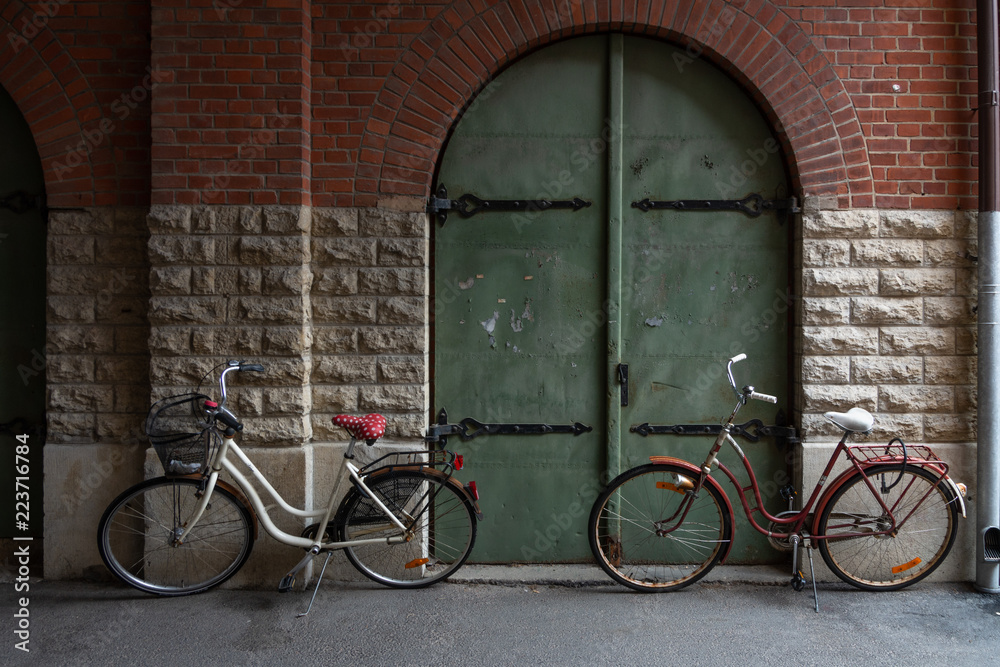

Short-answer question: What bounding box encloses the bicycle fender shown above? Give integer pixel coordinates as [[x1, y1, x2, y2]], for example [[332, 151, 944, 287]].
[[178, 474, 260, 540], [648, 456, 736, 564], [943, 475, 968, 518], [366, 465, 484, 520]]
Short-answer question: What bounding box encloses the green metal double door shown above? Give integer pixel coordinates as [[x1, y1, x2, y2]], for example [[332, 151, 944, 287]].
[[434, 35, 791, 563]]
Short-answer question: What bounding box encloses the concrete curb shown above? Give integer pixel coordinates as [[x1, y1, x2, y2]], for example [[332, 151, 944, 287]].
[[447, 563, 794, 588]]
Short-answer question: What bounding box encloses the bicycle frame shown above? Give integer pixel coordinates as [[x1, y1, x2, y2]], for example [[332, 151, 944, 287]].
[[680, 358, 966, 547], [175, 433, 409, 551], [696, 426, 959, 544]]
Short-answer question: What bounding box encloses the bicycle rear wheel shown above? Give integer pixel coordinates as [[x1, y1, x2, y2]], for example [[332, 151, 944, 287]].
[[816, 464, 959, 591], [97, 477, 255, 596], [337, 469, 477, 588], [588, 463, 732, 592]]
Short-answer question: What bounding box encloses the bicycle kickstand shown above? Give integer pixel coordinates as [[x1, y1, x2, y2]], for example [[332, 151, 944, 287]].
[[806, 542, 820, 614], [297, 551, 333, 618], [788, 534, 820, 613]]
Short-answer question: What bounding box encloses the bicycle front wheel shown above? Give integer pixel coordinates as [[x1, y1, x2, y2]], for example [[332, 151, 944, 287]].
[[337, 469, 477, 588], [817, 464, 959, 591], [97, 477, 255, 596], [588, 463, 733, 592]]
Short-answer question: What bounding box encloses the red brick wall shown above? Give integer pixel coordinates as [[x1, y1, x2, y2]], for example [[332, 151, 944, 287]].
[[0, 0, 980, 210], [797, 1, 977, 209], [150, 0, 312, 206]]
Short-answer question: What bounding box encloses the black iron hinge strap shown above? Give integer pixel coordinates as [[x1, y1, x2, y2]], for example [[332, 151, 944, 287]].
[[429, 184, 591, 225], [0, 190, 44, 215], [631, 419, 797, 443], [426, 410, 593, 444], [631, 193, 799, 218]]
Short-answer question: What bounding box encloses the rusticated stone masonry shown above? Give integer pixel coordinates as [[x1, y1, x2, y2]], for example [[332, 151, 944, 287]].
[[798, 202, 977, 446], [145, 204, 429, 448], [310, 206, 429, 442], [46, 208, 150, 445], [147, 204, 314, 447]]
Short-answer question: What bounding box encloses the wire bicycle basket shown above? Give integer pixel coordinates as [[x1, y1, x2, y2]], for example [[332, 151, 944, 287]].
[[145, 393, 220, 476]]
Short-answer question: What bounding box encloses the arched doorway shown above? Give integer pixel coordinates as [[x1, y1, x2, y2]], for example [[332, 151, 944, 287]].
[[0, 85, 46, 540], [433, 35, 793, 563]]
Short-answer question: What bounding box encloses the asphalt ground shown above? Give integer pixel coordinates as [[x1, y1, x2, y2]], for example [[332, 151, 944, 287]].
[[3, 565, 999, 667]]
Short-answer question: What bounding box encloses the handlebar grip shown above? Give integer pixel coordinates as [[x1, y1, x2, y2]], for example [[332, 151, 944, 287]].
[[215, 408, 243, 431], [240, 363, 265, 372], [730, 353, 747, 364], [749, 391, 777, 404]]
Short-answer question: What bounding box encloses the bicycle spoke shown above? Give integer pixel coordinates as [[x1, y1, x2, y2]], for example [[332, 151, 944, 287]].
[[818, 466, 957, 590], [340, 471, 476, 588], [98, 478, 254, 596], [588, 465, 731, 591]]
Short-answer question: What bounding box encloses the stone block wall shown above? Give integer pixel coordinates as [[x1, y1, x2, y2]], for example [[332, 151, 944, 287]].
[[145, 203, 429, 448], [798, 202, 977, 445], [46, 208, 150, 445], [146, 204, 314, 447], [310, 205, 430, 443]]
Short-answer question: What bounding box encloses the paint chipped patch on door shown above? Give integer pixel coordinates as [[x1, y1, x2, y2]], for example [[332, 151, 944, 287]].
[[481, 310, 499, 348], [509, 299, 534, 333]]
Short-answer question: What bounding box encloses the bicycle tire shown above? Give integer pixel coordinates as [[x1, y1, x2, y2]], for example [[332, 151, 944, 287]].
[[97, 477, 255, 596], [816, 464, 959, 591], [588, 463, 733, 592], [337, 469, 477, 588]]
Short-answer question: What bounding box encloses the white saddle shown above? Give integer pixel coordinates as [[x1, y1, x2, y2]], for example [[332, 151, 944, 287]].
[[823, 407, 874, 433]]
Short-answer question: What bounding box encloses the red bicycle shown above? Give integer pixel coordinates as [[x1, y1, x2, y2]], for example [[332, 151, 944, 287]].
[[589, 354, 967, 603]]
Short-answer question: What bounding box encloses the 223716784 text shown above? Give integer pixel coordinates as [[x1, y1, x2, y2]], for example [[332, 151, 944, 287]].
[[12, 433, 32, 653]]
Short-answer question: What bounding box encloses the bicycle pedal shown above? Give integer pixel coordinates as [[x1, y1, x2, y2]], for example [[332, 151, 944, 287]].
[[278, 574, 295, 593]]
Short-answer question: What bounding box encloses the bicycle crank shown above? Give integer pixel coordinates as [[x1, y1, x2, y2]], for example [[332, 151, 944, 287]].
[[766, 510, 804, 552]]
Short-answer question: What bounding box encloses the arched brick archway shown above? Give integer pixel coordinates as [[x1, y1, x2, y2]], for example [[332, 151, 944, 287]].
[[0, 3, 102, 208], [358, 0, 874, 208]]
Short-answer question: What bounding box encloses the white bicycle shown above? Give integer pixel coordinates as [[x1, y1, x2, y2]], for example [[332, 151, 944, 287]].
[[98, 360, 481, 609]]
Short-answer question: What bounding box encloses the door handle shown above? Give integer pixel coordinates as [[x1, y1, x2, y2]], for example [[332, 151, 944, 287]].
[[617, 364, 629, 407]]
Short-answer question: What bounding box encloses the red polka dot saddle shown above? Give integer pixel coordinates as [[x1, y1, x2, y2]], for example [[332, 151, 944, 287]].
[[332, 413, 386, 443]]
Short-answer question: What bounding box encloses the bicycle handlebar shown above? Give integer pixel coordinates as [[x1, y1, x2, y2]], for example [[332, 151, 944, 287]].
[[726, 354, 777, 404], [749, 391, 777, 404], [217, 360, 266, 412]]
